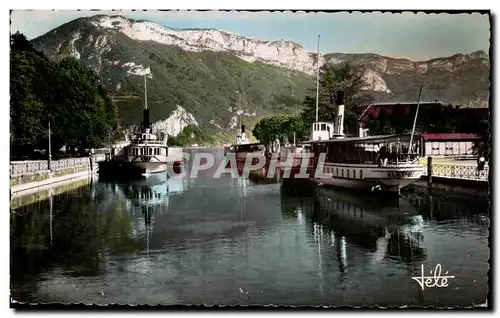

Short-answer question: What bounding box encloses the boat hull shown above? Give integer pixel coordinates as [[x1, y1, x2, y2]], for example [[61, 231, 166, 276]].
[[129, 162, 168, 175], [309, 176, 375, 190], [308, 162, 425, 194], [278, 146, 304, 164], [98, 160, 168, 180], [233, 151, 266, 162]]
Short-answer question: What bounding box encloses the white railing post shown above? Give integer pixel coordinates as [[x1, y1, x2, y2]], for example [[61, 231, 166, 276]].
[[10, 157, 94, 181]]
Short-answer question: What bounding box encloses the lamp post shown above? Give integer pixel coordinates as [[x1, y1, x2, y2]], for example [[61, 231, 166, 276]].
[[48, 121, 52, 172], [236, 90, 241, 129]]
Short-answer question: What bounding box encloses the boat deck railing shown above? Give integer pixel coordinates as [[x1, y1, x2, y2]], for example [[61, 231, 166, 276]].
[[130, 139, 168, 145]]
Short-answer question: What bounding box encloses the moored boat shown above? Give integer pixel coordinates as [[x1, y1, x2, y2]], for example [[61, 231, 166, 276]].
[[278, 34, 426, 194], [224, 124, 265, 163], [99, 75, 169, 178], [301, 88, 425, 194], [230, 143, 266, 162], [306, 136, 425, 194]]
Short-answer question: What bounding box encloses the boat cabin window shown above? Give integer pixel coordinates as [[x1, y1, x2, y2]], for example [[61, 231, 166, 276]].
[[321, 124, 326, 131], [310, 135, 416, 165], [235, 144, 264, 152]]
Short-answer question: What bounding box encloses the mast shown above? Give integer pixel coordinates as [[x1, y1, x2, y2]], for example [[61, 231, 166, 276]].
[[315, 34, 320, 122], [238, 91, 241, 132], [142, 74, 150, 130], [408, 85, 424, 161], [144, 74, 147, 110]]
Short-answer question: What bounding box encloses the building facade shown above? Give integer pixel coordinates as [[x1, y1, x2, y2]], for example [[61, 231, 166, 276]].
[[419, 133, 481, 157]]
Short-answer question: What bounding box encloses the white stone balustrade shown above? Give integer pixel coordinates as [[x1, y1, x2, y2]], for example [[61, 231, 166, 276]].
[[10, 157, 93, 178], [10, 160, 49, 177]]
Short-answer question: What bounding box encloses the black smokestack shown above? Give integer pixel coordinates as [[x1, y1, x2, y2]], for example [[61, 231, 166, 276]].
[[336, 91, 345, 105], [143, 109, 150, 130], [241, 125, 245, 133]]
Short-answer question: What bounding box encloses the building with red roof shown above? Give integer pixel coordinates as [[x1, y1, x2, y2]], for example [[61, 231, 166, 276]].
[[356, 101, 445, 137], [419, 133, 481, 157], [357, 101, 445, 124], [355, 101, 488, 157]]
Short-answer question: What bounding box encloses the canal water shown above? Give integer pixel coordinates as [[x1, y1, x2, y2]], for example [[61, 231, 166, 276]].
[[11, 149, 490, 307]]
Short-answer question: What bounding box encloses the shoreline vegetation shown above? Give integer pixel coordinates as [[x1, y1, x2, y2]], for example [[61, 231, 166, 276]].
[[10, 32, 119, 161], [251, 68, 488, 153], [11, 30, 488, 154]]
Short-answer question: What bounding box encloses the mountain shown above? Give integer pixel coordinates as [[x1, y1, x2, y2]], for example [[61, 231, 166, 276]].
[[30, 14, 490, 136], [31, 15, 314, 135], [324, 51, 490, 107]]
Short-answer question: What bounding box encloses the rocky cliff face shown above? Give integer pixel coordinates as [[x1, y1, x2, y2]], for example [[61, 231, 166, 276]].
[[324, 51, 490, 106], [31, 14, 315, 130], [30, 14, 489, 132], [89, 15, 323, 75], [154, 105, 198, 136]]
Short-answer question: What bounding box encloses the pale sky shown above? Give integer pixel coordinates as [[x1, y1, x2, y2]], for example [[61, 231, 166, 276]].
[[10, 10, 490, 61]]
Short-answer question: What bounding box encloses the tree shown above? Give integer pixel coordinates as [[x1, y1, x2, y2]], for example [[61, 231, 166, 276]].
[[252, 116, 284, 146], [10, 32, 41, 56], [10, 41, 54, 155], [280, 116, 309, 143], [300, 62, 371, 135], [50, 57, 117, 152], [252, 62, 371, 144], [391, 105, 412, 134], [167, 124, 216, 147], [252, 115, 310, 146], [10, 32, 119, 158], [365, 108, 395, 135]]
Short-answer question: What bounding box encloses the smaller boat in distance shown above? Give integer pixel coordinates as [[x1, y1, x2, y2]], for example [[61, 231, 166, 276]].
[[229, 143, 266, 162], [224, 124, 265, 162]]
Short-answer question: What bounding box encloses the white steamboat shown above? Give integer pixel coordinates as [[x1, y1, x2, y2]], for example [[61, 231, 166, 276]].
[[305, 91, 425, 195], [280, 34, 425, 195], [106, 75, 169, 177]]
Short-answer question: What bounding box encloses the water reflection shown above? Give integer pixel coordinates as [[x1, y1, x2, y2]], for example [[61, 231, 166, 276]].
[[281, 183, 427, 273], [10, 157, 489, 306], [116, 174, 189, 251], [405, 191, 490, 226], [10, 174, 191, 302]]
